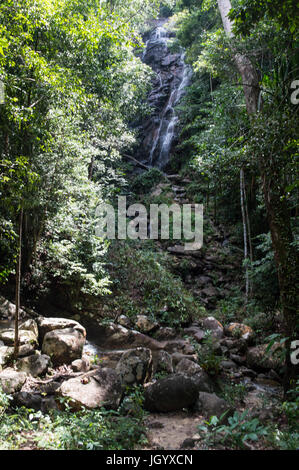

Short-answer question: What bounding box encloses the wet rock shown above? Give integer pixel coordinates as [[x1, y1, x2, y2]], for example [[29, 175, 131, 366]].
[[144, 374, 198, 412], [194, 392, 233, 421], [135, 315, 158, 334], [201, 317, 224, 339], [116, 347, 152, 386], [16, 353, 51, 377], [225, 323, 254, 342], [246, 343, 284, 371], [0, 368, 27, 394], [42, 328, 85, 366], [161, 54, 181, 67], [59, 367, 122, 410]]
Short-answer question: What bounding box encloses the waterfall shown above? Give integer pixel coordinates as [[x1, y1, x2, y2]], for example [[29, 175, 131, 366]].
[[140, 22, 192, 169]]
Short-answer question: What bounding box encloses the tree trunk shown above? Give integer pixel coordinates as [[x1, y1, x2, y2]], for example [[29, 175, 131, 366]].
[[240, 168, 249, 301], [14, 207, 23, 359]]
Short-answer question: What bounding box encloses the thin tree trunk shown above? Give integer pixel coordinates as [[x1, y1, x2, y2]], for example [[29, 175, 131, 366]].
[[14, 207, 23, 359], [240, 168, 249, 301]]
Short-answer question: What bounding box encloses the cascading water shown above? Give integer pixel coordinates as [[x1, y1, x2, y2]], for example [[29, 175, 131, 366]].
[[139, 22, 192, 169]]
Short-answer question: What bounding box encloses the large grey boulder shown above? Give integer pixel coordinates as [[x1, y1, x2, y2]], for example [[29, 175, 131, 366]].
[[0, 368, 27, 394], [37, 317, 86, 342], [176, 358, 215, 393], [116, 348, 152, 386], [59, 368, 122, 410], [16, 353, 51, 377], [42, 328, 85, 366], [194, 392, 233, 421], [246, 343, 284, 371], [201, 317, 224, 339], [144, 374, 198, 412]]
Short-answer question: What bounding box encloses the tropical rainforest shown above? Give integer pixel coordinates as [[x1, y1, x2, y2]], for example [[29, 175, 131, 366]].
[[0, 0, 298, 451]]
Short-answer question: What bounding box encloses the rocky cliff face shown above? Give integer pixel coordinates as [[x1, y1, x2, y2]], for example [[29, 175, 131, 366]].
[[138, 20, 192, 169]]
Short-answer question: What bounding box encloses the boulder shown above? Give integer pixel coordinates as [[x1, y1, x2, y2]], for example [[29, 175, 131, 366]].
[[0, 328, 38, 348], [225, 323, 254, 342], [71, 356, 90, 373], [116, 348, 152, 386], [183, 326, 205, 343], [42, 328, 85, 366], [0, 368, 27, 394], [220, 359, 237, 370], [16, 354, 51, 377], [12, 392, 58, 412], [153, 350, 173, 375], [117, 315, 131, 328], [176, 358, 215, 393], [246, 343, 284, 371], [164, 339, 195, 355], [90, 323, 165, 351], [194, 392, 233, 421], [0, 296, 26, 320], [135, 315, 158, 334], [19, 319, 39, 338], [171, 352, 198, 367], [59, 367, 122, 410], [144, 374, 198, 412], [0, 345, 14, 367], [155, 327, 177, 340], [37, 316, 86, 342], [201, 317, 224, 339], [12, 392, 42, 410]]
